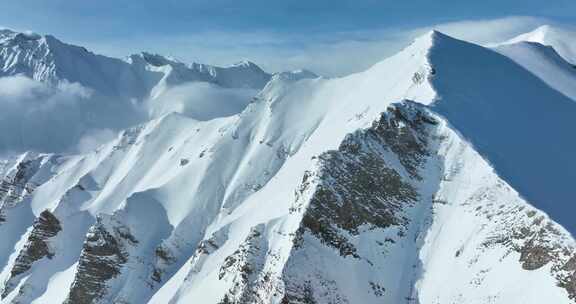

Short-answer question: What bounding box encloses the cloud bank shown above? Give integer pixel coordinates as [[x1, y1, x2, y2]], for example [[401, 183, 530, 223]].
[[148, 82, 257, 121], [0, 76, 254, 155], [0, 76, 144, 154]]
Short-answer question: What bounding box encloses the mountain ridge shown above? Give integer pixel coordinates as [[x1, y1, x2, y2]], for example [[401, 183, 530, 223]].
[[0, 28, 273, 96], [0, 28, 575, 303], [0, 28, 318, 154], [501, 24, 576, 64]]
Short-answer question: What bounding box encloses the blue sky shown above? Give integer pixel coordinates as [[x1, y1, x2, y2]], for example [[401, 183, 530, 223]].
[[1, 0, 575, 75]]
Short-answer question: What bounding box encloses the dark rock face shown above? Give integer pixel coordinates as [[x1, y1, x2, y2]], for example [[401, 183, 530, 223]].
[[12, 211, 61, 274], [0, 158, 43, 223], [559, 255, 576, 301], [283, 102, 436, 302], [1, 210, 61, 298], [182, 226, 231, 288], [280, 282, 317, 304], [197, 238, 221, 256], [519, 239, 554, 270], [2, 99, 574, 302], [515, 223, 576, 301], [214, 224, 285, 304], [217, 225, 274, 304], [374, 104, 435, 179], [65, 216, 137, 304], [295, 102, 433, 258], [475, 187, 576, 301], [151, 245, 176, 283], [219, 227, 263, 281]]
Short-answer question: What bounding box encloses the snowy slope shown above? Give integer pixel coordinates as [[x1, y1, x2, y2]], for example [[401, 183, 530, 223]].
[[503, 25, 576, 64], [0, 29, 575, 304], [427, 32, 576, 233], [494, 41, 576, 101]]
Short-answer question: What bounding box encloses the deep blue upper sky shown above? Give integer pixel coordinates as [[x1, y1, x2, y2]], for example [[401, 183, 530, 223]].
[[3, 0, 575, 35], [1, 0, 575, 75]]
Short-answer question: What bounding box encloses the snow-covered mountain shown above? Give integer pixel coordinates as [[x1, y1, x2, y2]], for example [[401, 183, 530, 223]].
[[0, 26, 576, 304], [494, 41, 576, 101], [492, 25, 576, 102], [0, 29, 280, 154], [502, 25, 576, 65], [0, 29, 272, 95]]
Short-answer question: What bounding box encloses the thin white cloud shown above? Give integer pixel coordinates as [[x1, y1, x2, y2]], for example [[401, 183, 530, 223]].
[[0, 76, 143, 154], [78, 16, 554, 77], [414, 16, 550, 44], [76, 128, 118, 153], [147, 82, 257, 121]]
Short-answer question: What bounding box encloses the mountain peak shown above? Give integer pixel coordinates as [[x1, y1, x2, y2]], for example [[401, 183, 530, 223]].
[[0, 28, 19, 39], [426, 29, 446, 38], [408, 29, 459, 55], [138, 52, 179, 67], [422, 29, 453, 42], [0, 29, 45, 45], [515, 25, 552, 44], [227, 60, 267, 74], [534, 24, 552, 33], [502, 24, 576, 64], [271, 69, 319, 82], [230, 60, 258, 68]]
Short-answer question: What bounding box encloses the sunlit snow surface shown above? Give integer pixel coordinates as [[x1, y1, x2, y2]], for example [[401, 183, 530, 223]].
[[0, 26, 575, 303]]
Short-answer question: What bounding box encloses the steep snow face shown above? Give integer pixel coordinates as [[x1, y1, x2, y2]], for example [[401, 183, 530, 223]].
[[416, 103, 575, 304], [0, 31, 438, 303], [0, 29, 576, 304], [164, 102, 576, 304], [495, 41, 576, 101], [426, 31, 576, 233], [503, 25, 576, 64]]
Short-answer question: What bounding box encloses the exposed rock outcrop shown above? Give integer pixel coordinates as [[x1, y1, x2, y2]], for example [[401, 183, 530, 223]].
[[1, 210, 61, 298], [294, 102, 434, 258], [0, 156, 45, 223], [65, 216, 137, 304]]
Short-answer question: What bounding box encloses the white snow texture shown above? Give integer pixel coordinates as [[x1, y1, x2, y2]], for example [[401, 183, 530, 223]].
[[0, 25, 575, 304]]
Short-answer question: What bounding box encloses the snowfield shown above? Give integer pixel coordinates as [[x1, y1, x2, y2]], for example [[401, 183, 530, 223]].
[[0, 25, 575, 304]]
